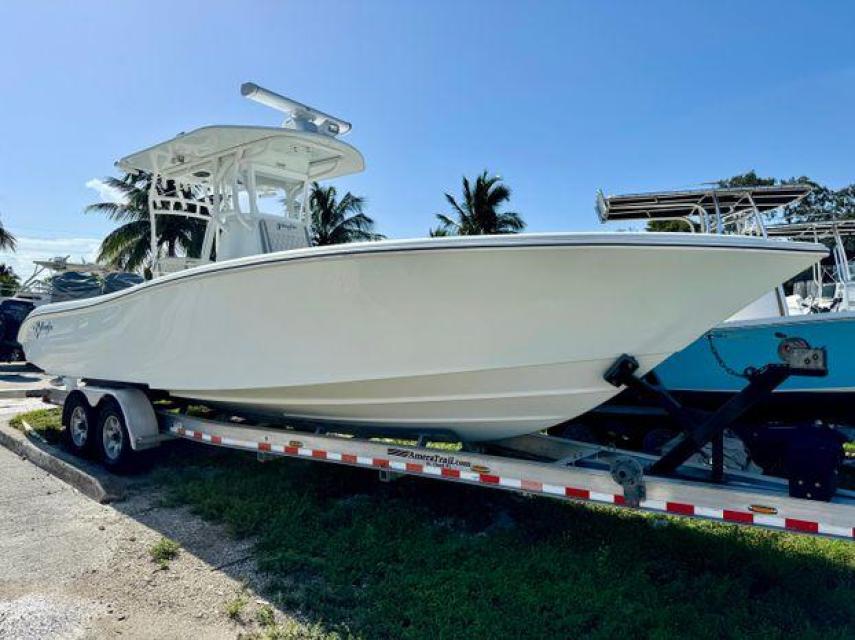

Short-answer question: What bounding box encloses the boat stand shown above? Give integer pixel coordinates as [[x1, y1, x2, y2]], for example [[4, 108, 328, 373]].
[[603, 338, 829, 487]]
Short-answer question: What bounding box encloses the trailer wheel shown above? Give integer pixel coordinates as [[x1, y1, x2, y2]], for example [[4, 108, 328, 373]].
[[96, 398, 134, 471], [63, 393, 94, 456]]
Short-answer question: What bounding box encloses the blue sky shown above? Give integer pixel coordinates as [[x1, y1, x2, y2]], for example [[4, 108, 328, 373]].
[[1, 1, 854, 272]]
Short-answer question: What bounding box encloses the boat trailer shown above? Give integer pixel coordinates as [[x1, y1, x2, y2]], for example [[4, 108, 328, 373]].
[[602, 337, 841, 500], [43, 338, 854, 541]]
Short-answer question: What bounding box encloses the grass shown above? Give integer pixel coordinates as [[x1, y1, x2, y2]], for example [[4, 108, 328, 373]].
[[149, 537, 180, 569], [225, 590, 249, 620], [242, 620, 347, 640], [256, 604, 276, 627], [11, 408, 855, 638], [10, 407, 63, 443], [151, 447, 855, 640]]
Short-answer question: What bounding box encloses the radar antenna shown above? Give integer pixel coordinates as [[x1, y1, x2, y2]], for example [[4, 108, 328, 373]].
[[240, 82, 352, 137]]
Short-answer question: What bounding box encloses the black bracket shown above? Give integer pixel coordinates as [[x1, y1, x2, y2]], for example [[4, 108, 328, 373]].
[[604, 339, 828, 483]]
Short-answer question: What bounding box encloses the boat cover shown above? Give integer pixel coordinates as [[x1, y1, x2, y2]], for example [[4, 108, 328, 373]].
[[103, 272, 144, 294], [50, 272, 102, 302]]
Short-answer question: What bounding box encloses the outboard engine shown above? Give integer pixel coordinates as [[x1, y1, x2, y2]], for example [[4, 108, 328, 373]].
[[0, 299, 35, 361]]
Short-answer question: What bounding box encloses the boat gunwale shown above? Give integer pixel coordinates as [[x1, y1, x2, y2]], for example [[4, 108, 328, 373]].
[[22, 233, 826, 320]]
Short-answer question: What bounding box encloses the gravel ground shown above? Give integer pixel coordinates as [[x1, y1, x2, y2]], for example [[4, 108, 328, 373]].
[[0, 594, 92, 640], [0, 399, 294, 640]]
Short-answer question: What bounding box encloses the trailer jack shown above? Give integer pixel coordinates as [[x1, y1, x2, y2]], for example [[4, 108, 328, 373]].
[[604, 338, 828, 493]]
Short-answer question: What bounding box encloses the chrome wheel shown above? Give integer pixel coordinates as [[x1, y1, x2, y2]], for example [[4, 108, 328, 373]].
[[102, 415, 124, 461], [70, 406, 89, 447]]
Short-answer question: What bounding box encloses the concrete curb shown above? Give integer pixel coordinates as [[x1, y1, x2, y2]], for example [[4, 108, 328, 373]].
[[0, 420, 122, 503]]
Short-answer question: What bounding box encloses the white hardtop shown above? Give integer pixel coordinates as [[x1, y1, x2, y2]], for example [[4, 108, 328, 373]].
[[112, 83, 366, 275], [116, 125, 364, 187]]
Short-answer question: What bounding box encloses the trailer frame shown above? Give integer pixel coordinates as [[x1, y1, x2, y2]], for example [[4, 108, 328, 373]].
[[44, 380, 855, 541]]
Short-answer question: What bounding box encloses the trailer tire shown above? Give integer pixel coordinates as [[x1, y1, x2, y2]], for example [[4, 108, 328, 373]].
[[95, 397, 134, 472], [63, 392, 95, 456]]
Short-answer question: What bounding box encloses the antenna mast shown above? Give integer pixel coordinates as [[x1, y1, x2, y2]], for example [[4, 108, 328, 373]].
[[240, 82, 352, 136]]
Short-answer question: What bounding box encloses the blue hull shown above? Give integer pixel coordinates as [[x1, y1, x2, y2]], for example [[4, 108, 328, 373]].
[[655, 312, 855, 395]]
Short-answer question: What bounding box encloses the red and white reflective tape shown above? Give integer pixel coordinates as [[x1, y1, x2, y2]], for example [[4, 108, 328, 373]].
[[169, 426, 854, 539]]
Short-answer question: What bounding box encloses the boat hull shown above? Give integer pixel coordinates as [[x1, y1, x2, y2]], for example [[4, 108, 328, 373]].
[[19, 234, 824, 441]]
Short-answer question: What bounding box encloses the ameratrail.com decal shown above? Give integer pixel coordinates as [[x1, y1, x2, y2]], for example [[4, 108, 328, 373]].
[[386, 447, 474, 470]]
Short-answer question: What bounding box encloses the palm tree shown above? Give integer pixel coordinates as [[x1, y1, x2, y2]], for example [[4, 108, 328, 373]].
[[0, 217, 16, 252], [86, 173, 208, 271], [0, 263, 19, 296], [434, 171, 525, 236], [307, 182, 383, 246]]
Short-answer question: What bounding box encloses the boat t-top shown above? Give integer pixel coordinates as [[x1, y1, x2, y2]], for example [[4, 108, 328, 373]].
[[18, 84, 827, 442]]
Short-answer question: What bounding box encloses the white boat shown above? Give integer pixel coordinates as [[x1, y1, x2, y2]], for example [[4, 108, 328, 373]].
[[18, 85, 827, 442]]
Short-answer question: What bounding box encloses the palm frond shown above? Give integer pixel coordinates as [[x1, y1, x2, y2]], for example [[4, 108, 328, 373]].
[[0, 225, 17, 252], [309, 183, 379, 246], [434, 213, 460, 230], [438, 171, 525, 236]]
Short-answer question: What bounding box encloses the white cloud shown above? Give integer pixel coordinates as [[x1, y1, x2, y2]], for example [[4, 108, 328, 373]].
[[85, 178, 128, 205], [0, 237, 101, 279]]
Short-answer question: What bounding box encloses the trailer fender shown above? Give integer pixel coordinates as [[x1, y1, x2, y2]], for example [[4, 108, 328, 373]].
[[79, 387, 159, 451]]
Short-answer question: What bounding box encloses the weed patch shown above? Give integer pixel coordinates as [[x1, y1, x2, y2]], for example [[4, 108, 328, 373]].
[[148, 537, 180, 569], [225, 591, 249, 620]]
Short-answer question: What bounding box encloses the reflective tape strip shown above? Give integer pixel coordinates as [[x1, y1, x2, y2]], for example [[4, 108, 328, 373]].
[[542, 483, 566, 496], [640, 499, 667, 511], [667, 502, 695, 516], [754, 513, 786, 529], [499, 477, 522, 489], [695, 506, 724, 520], [166, 426, 850, 539], [565, 487, 590, 500], [818, 523, 853, 538], [589, 491, 617, 504], [785, 518, 819, 534]]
